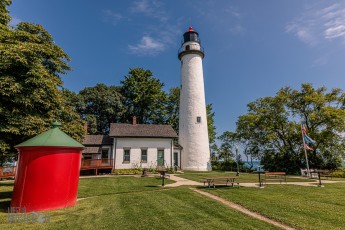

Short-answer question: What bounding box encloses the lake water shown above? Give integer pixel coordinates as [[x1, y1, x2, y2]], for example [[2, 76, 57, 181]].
[[243, 161, 262, 169]]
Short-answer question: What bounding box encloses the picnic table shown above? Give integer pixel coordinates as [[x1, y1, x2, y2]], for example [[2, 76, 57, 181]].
[[264, 172, 287, 185], [203, 177, 239, 188]]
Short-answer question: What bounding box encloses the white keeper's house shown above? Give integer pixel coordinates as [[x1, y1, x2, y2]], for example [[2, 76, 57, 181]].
[[81, 117, 180, 175]]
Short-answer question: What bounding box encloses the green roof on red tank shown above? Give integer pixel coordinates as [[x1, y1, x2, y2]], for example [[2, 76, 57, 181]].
[[15, 122, 84, 148]]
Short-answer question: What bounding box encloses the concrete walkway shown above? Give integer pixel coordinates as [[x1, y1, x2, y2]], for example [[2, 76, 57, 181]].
[[165, 174, 344, 188]]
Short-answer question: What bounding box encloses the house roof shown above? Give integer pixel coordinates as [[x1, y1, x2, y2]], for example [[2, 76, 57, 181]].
[[109, 124, 178, 138], [82, 135, 112, 145], [82, 146, 101, 154]]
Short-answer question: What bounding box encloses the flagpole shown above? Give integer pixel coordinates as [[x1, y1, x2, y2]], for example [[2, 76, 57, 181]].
[[301, 124, 310, 177]]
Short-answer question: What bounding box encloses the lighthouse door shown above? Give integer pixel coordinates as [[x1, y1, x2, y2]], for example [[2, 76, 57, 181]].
[[157, 150, 164, 166]]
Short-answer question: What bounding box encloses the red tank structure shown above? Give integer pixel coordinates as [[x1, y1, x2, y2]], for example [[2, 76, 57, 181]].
[[11, 122, 85, 212]]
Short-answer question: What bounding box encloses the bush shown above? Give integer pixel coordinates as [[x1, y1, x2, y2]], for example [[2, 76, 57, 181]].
[[113, 167, 175, 175], [331, 170, 345, 178], [113, 169, 143, 175]]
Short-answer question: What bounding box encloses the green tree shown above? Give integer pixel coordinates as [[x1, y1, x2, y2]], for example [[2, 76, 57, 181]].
[[0, 1, 84, 164], [120, 68, 168, 124], [236, 83, 345, 173], [218, 131, 237, 162], [78, 84, 124, 134], [207, 104, 217, 145], [166, 87, 180, 133]]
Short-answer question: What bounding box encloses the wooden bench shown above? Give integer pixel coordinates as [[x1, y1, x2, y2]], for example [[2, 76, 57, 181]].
[[264, 172, 286, 184], [203, 177, 239, 188], [0, 166, 16, 180], [320, 170, 332, 180]]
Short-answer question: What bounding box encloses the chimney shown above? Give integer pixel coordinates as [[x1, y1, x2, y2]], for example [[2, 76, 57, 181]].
[[84, 121, 88, 135], [132, 116, 137, 125]]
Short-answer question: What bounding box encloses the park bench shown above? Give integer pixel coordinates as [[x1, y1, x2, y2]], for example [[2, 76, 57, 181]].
[[0, 166, 16, 180], [319, 170, 332, 180], [203, 177, 239, 188], [264, 172, 287, 185]]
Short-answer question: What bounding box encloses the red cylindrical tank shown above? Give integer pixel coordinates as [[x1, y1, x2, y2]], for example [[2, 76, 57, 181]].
[[11, 122, 84, 212]]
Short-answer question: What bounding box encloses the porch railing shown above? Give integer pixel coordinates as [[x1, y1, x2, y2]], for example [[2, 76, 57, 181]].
[[0, 166, 16, 179], [80, 159, 113, 170]]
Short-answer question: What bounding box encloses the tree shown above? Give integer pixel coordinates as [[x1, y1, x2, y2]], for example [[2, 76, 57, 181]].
[[120, 68, 168, 124], [78, 84, 125, 134], [207, 104, 217, 145], [218, 131, 237, 162], [0, 2, 84, 164], [166, 87, 180, 133], [236, 83, 345, 173]]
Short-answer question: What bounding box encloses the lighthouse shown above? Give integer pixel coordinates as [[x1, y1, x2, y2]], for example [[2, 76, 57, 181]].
[[178, 27, 211, 171]]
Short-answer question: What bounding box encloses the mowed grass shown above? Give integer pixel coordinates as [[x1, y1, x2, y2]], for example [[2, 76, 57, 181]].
[[0, 176, 279, 230], [176, 171, 315, 183], [205, 183, 345, 230]]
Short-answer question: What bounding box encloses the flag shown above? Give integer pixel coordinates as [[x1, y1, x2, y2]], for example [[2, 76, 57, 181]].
[[302, 124, 316, 145], [303, 134, 315, 145], [304, 144, 313, 151]]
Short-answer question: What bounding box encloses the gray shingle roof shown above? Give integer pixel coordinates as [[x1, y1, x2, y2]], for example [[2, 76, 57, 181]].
[[82, 135, 113, 145], [109, 124, 178, 138], [82, 146, 101, 154]]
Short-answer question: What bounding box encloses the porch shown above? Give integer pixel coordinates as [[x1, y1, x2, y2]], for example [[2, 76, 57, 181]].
[[80, 159, 113, 175]]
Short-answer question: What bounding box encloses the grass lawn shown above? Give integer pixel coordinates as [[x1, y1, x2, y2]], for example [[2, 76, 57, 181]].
[[0, 176, 279, 230], [1, 174, 345, 229], [176, 171, 316, 183], [204, 183, 345, 230]]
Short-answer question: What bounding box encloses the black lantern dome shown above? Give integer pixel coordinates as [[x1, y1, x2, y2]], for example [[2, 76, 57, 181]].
[[183, 27, 200, 43], [178, 26, 204, 60]]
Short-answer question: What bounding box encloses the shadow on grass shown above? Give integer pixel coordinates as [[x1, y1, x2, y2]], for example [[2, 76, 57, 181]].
[[0, 200, 11, 212], [0, 190, 12, 213], [0, 181, 14, 213]]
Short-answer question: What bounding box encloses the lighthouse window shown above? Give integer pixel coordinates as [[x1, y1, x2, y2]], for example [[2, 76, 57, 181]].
[[186, 45, 190, 51], [197, 116, 201, 123]]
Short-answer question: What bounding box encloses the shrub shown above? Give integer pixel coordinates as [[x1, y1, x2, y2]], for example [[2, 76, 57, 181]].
[[331, 170, 345, 178], [113, 169, 143, 175]]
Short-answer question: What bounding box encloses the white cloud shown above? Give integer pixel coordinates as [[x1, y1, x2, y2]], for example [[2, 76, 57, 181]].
[[103, 1, 180, 56], [286, 2, 345, 46], [102, 10, 127, 26], [131, 0, 168, 22], [128, 35, 165, 56]]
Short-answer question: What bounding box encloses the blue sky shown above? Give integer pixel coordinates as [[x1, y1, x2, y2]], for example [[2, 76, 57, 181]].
[[8, 0, 345, 138]]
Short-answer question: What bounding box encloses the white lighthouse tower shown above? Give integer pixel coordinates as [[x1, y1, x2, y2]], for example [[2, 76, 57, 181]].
[[178, 27, 211, 171]]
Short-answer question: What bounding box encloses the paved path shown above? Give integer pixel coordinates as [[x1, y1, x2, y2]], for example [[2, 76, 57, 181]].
[[165, 174, 344, 188], [164, 174, 203, 187]]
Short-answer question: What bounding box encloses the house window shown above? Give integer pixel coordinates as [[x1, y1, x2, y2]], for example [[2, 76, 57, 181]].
[[141, 149, 147, 163], [157, 149, 164, 166], [101, 149, 108, 159], [197, 116, 201, 123], [123, 149, 130, 163]]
